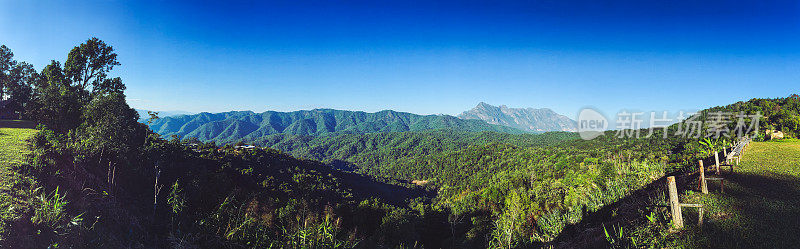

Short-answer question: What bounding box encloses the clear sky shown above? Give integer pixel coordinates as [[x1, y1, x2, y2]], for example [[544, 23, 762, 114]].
[[1, 0, 799, 118]]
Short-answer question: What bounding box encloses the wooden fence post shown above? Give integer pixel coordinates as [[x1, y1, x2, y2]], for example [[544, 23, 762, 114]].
[[698, 206, 704, 227], [667, 176, 683, 229], [699, 160, 708, 194], [743, 142, 747, 154], [714, 151, 720, 175], [740, 142, 744, 155], [723, 144, 728, 158]]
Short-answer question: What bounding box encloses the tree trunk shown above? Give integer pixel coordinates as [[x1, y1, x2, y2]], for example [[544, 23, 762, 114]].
[[153, 168, 162, 219]]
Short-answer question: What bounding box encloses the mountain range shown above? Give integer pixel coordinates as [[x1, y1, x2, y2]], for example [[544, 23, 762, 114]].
[[458, 102, 577, 132], [146, 109, 524, 144]]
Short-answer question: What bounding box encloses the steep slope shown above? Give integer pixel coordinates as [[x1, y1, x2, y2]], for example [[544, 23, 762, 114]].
[[147, 108, 524, 143], [458, 102, 578, 132]]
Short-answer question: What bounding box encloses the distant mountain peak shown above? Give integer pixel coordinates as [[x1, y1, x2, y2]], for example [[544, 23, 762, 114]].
[[458, 103, 577, 132]]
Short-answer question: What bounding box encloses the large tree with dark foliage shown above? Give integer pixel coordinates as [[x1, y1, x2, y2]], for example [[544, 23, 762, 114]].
[[26, 61, 83, 132], [0, 45, 36, 119], [64, 37, 124, 96], [27, 38, 129, 133]]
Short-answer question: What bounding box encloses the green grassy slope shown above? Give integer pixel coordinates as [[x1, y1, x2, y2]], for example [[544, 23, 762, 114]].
[[645, 140, 800, 248], [0, 128, 38, 240]]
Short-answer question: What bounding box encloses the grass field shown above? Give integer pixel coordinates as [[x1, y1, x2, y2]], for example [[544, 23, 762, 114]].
[[651, 140, 800, 248], [0, 128, 38, 240]]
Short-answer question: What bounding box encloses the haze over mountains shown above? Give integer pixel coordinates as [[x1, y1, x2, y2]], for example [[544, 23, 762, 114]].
[[146, 108, 524, 143], [458, 102, 577, 132]]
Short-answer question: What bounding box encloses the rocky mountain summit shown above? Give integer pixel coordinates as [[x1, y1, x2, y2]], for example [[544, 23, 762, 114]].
[[458, 102, 577, 132]]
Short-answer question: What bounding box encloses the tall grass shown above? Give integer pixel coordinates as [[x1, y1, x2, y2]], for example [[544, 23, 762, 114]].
[[31, 186, 82, 233]]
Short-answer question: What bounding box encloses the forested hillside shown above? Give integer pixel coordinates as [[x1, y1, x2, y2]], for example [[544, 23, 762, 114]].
[[701, 95, 800, 139], [244, 130, 578, 170], [146, 108, 524, 144]]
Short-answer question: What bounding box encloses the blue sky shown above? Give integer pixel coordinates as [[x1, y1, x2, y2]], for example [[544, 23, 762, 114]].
[[1, 0, 799, 118]]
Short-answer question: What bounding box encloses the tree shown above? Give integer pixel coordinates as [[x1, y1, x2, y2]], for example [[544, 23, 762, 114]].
[[0, 45, 36, 118], [146, 111, 160, 125], [64, 37, 122, 96], [27, 61, 83, 132], [492, 189, 532, 248], [0, 45, 14, 100], [28, 38, 125, 132], [78, 92, 142, 160], [77, 92, 144, 189]]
